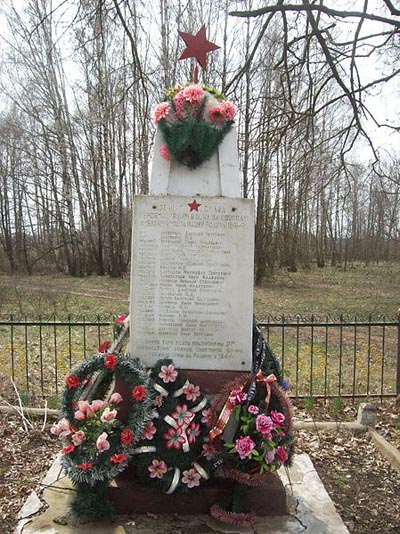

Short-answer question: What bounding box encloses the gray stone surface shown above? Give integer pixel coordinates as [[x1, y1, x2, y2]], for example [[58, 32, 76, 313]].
[[129, 195, 254, 371], [357, 402, 377, 427], [16, 453, 349, 534]]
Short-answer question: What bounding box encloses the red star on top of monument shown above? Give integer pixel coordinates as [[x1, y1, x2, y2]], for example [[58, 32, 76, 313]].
[[188, 199, 201, 212], [178, 25, 220, 71]]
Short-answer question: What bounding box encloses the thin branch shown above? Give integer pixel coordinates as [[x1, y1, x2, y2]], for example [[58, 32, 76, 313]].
[[230, 3, 400, 28]]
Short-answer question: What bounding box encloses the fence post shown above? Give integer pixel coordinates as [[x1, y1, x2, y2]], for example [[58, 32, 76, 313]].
[[397, 313, 400, 397]]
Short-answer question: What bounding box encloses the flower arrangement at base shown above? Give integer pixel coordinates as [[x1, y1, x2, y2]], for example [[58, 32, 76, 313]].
[[131, 358, 213, 494], [154, 83, 236, 169], [208, 369, 294, 527], [51, 352, 154, 519]]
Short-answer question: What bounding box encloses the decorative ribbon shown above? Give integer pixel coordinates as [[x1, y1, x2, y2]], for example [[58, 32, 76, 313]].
[[193, 462, 209, 480], [255, 371, 277, 408], [154, 383, 169, 397], [165, 467, 180, 494], [209, 385, 246, 443], [173, 379, 190, 398], [164, 412, 195, 453], [191, 397, 208, 413], [132, 446, 156, 455]]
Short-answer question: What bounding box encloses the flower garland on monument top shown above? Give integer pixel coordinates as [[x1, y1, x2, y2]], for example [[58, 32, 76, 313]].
[[154, 83, 236, 169]]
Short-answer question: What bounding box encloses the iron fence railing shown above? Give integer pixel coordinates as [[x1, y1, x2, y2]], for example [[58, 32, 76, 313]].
[[258, 313, 400, 401], [0, 313, 399, 404]]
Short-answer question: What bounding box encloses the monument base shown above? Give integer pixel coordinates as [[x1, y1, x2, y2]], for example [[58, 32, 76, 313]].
[[108, 468, 287, 516]]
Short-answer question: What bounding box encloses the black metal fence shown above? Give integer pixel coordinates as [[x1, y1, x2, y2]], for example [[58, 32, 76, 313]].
[[0, 314, 399, 404]]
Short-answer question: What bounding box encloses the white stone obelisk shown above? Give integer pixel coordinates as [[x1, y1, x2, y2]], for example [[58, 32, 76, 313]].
[[129, 125, 254, 371]]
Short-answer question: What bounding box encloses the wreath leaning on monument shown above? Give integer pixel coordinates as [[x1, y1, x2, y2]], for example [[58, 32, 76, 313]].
[[154, 83, 236, 169], [51, 352, 154, 518], [131, 358, 214, 493]]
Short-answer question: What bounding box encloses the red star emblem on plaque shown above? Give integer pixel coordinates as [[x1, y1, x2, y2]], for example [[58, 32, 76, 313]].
[[188, 199, 201, 212]]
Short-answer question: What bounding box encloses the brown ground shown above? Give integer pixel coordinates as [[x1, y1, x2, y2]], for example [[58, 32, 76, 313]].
[[0, 402, 399, 534]]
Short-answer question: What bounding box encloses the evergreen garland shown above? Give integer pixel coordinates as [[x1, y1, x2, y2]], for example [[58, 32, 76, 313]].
[[56, 353, 154, 486]]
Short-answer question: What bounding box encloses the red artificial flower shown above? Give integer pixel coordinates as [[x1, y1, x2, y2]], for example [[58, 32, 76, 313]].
[[110, 453, 127, 464], [99, 340, 111, 353], [104, 354, 117, 370], [120, 428, 134, 446], [77, 462, 94, 470], [132, 385, 146, 401], [65, 374, 80, 389], [61, 444, 75, 455], [115, 315, 127, 325]]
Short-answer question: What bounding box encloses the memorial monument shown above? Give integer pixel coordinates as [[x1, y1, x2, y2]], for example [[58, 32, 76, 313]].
[[50, 25, 294, 528]]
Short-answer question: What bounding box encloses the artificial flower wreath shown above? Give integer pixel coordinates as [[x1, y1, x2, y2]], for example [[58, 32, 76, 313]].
[[51, 352, 154, 518], [131, 358, 213, 493], [153, 83, 236, 169]]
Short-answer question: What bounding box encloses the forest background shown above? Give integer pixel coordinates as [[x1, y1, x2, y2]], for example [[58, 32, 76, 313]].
[[0, 0, 400, 282]]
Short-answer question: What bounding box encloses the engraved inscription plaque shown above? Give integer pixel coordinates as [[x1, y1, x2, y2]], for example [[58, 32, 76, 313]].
[[129, 195, 254, 370]]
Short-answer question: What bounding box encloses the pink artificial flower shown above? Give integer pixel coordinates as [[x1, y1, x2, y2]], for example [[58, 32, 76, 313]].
[[141, 420, 157, 441], [221, 100, 236, 120], [110, 392, 123, 405], [248, 405, 259, 415], [275, 446, 288, 464], [270, 410, 285, 427], [62, 444, 75, 455], [163, 427, 186, 450], [50, 418, 71, 438], [201, 408, 212, 426], [71, 431, 86, 446], [77, 400, 91, 415], [229, 389, 247, 406], [256, 414, 274, 437], [235, 436, 256, 460], [160, 144, 171, 161], [96, 432, 110, 453], [208, 104, 225, 125], [74, 410, 86, 421], [121, 428, 134, 446], [90, 399, 106, 412], [183, 383, 201, 402], [201, 443, 216, 461], [153, 102, 170, 124], [186, 422, 200, 444], [182, 468, 201, 489], [265, 449, 275, 464], [148, 458, 168, 479], [172, 404, 194, 426], [100, 407, 117, 423], [158, 364, 178, 384], [181, 84, 204, 105], [110, 453, 127, 464]]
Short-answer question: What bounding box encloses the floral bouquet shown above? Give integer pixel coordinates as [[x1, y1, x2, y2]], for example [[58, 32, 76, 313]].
[[153, 84, 236, 169], [221, 389, 290, 479], [209, 373, 294, 526], [51, 393, 131, 472]]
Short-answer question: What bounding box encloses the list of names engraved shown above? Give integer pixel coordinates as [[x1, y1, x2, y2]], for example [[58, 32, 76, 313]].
[[129, 195, 254, 370]]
